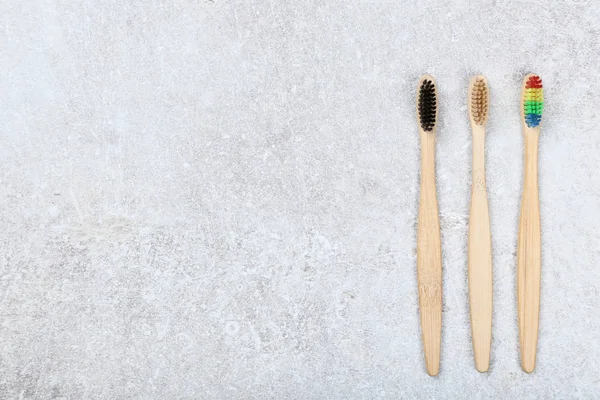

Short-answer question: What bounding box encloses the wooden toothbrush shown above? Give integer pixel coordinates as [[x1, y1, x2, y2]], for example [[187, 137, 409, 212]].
[[467, 75, 493, 372], [518, 74, 544, 373], [416, 75, 442, 376]]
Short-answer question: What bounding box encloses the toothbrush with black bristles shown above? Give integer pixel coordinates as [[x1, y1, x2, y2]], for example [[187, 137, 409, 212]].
[[518, 74, 544, 373], [416, 75, 442, 376]]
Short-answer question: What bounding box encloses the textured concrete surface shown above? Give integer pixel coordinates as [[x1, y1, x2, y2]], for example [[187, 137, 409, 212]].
[[1, 0, 600, 398]]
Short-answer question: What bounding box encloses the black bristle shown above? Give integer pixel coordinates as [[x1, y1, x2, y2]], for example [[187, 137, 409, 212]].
[[418, 79, 437, 131]]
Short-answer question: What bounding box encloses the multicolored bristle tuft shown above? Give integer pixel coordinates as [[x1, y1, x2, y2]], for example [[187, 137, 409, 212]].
[[523, 75, 543, 128]]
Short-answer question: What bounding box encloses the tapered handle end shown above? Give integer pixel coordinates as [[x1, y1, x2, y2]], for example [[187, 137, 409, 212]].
[[426, 363, 439, 377], [475, 358, 490, 373], [521, 358, 536, 373]]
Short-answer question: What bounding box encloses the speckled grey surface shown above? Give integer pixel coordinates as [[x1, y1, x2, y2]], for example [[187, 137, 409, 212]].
[[1, 0, 600, 398]]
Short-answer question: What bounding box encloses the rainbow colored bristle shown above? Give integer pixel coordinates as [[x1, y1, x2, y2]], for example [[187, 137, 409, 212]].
[[523, 75, 543, 128]]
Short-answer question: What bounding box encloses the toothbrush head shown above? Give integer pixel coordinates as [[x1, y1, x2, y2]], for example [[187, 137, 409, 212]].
[[417, 75, 438, 132], [523, 75, 543, 128], [469, 75, 489, 126]]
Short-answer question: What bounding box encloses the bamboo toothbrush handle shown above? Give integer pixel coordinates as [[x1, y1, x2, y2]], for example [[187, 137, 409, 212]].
[[517, 131, 541, 373], [468, 127, 493, 372], [417, 130, 442, 376]]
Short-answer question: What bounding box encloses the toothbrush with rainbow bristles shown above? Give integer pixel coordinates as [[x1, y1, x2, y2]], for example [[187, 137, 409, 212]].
[[518, 74, 544, 373]]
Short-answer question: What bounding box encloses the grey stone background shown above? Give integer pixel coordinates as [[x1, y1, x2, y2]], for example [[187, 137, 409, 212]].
[[1, 0, 599, 398]]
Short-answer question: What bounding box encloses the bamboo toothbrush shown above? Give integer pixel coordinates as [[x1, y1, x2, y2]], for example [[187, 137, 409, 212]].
[[416, 75, 442, 376], [467, 75, 493, 372], [518, 74, 544, 373]]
